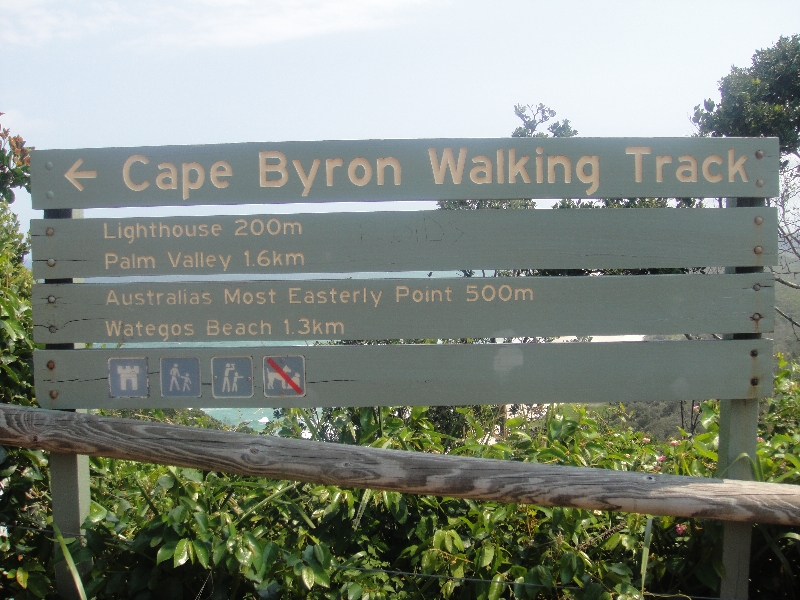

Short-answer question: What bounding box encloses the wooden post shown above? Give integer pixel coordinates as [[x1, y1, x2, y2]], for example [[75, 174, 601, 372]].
[[718, 197, 764, 599], [43, 208, 90, 600]]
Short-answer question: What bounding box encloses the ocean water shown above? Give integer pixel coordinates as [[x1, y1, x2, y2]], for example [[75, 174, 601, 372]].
[[202, 407, 273, 430]]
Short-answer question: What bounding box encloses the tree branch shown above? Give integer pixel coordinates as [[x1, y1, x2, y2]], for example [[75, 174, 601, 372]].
[[776, 307, 800, 341], [775, 276, 800, 290]]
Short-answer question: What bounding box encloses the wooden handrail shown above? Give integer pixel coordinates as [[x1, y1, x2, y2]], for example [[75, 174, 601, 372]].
[[1, 405, 798, 525]]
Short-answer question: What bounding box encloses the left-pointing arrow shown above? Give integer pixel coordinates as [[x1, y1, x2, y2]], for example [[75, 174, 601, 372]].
[[64, 159, 97, 191]]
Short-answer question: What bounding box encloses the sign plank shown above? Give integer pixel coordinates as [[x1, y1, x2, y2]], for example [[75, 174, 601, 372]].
[[34, 339, 773, 409], [31, 138, 779, 209], [33, 274, 774, 344], [31, 208, 779, 279]]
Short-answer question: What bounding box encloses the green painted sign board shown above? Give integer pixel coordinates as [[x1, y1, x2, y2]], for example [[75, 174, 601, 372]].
[[31, 137, 779, 209], [34, 340, 772, 410], [31, 208, 778, 279], [35, 273, 773, 344]]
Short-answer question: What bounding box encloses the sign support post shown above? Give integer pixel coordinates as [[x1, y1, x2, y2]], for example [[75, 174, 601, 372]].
[[44, 208, 91, 600], [718, 197, 763, 599]]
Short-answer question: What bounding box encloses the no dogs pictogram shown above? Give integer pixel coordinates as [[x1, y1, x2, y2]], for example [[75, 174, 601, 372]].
[[263, 356, 306, 397]]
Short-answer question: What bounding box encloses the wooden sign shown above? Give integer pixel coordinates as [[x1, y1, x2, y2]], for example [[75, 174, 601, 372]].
[[34, 273, 773, 344], [30, 137, 779, 209], [31, 207, 778, 279], [34, 339, 773, 409]]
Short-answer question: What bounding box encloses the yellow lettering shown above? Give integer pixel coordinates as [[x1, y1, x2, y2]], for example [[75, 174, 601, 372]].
[[676, 155, 698, 183], [429, 148, 466, 184], [508, 149, 530, 184], [292, 159, 320, 197], [348, 158, 372, 186], [576, 155, 599, 195], [376, 157, 401, 185], [547, 156, 572, 183], [181, 162, 204, 200], [702, 155, 723, 183], [210, 160, 232, 188], [326, 158, 343, 186], [625, 146, 651, 183], [259, 151, 288, 187], [470, 156, 493, 184], [728, 148, 748, 182], [656, 156, 673, 182], [156, 163, 177, 190], [123, 154, 149, 191]]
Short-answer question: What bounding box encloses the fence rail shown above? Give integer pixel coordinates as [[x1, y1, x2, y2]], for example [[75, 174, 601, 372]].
[[1, 404, 798, 526]]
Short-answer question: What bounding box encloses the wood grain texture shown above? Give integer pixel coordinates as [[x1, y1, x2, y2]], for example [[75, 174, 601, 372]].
[[33, 273, 775, 344], [30, 138, 779, 209], [31, 208, 779, 279], [34, 340, 773, 410], [0, 404, 797, 525]]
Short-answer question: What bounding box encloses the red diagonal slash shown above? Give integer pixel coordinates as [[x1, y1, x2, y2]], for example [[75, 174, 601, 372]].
[[267, 358, 304, 394]]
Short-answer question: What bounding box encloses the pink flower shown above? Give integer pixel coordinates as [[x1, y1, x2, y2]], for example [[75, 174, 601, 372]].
[[669, 440, 680, 447], [675, 524, 688, 535], [757, 437, 765, 442], [642, 437, 651, 443], [657, 455, 666, 462], [693, 405, 700, 411]]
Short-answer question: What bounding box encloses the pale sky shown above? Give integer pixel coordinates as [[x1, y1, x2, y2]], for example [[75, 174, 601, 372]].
[[2, 0, 799, 230]]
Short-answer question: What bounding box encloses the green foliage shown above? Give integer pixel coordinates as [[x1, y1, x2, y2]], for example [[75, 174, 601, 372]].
[[692, 35, 800, 158], [0, 116, 31, 204], [511, 104, 578, 140]]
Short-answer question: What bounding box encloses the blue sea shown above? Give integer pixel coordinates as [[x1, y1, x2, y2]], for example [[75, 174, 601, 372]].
[[202, 407, 273, 430]]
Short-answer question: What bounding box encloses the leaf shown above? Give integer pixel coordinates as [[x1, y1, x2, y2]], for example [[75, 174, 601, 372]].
[[347, 583, 364, 600], [193, 540, 210, 568], [479, 544, 495, 568], [608, 562, 632, 577], [156, 541, 178, 565], [487, 574, 504, 600], [310, 563, 330, 587], [432, 529, 446, 550], [15, 566, 28, 588], [301, 565, 315, 590], [174, 539, 190, 567], [87, 501, 108, 524]]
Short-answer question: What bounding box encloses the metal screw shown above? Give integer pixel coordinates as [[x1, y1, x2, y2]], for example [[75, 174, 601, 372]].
[[47, 258, 56, 267], [753, 283, 761, 291], [755, 150, 764, 159], [753, 246, 763, 255], [45, 161, 54, 170], [48, 325, 57, 333], [46, 191, 54, 199], [46, 227, 55, 236], [750, 349, 759, 358], [754, 216, 764, 225], [756, 179, 765, 188], [47, 295, 56, 304], [750, 378, 759, 387], [751, 312, 762, 322], [49, 390, 58, 399], [47, 360, 56, 370]]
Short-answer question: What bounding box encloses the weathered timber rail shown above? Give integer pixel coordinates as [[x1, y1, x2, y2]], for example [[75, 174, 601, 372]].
[[1, 404, 798, 526]]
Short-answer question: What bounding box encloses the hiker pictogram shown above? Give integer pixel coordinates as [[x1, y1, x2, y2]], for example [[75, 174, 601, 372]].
[[211, 356, 253, 398], [160, 358, 201, 398]]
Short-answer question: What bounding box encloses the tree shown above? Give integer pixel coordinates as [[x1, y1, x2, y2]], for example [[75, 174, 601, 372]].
[[692, 35, 800, 159], [692, 36, 800, 349], [0, 114, 31, 205]]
